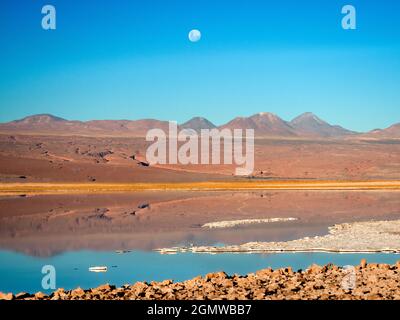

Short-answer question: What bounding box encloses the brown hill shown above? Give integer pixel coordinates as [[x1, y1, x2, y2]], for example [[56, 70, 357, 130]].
[[13, 114, 67, 124], [1, 113, 397, 139], [219, 112, 297, 137], [364, 123, 400, 139], [180, 117, 216, 132], [0, 115, 169, 137]]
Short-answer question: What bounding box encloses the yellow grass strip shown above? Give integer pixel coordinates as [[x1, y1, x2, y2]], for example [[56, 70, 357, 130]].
[[0, 180, 399, 195]]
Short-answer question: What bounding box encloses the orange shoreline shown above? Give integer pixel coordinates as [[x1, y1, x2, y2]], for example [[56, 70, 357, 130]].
[[0, 180, 399, 195]]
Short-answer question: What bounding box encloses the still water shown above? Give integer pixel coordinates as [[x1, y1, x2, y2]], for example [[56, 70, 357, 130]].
[[0, 250, 399, 294]]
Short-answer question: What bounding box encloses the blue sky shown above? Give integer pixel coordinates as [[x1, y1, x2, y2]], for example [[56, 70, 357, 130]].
[[0, 0, 399, 131]]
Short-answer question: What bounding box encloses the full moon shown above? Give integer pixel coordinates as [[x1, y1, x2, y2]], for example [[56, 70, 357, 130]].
[[188, 29, 201, 42]]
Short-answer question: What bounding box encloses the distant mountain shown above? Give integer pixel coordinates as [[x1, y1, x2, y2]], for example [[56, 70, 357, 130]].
[[84, 119, 170, 136], [219, 112, 297, 137], [180, 117, 216, 131], [0, 113, 396, 139], [13, 114, 67, 124], [3, 114, 73, 132], [0, 114, 169, 137], [363, 123, 400, 139], [290, 112, 356, 137]]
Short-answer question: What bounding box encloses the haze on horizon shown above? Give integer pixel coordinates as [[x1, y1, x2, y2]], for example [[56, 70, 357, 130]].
[[1, 0, 400, 132]]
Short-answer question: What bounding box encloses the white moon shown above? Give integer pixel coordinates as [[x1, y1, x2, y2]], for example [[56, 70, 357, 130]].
[[188, 29, 201, 42]]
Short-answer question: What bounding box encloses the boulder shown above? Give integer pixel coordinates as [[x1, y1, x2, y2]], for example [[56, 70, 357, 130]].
[[0, 292, 14, 300], [360, 259, 367, 268], [96, 284, 115, 292], [307, 264, 322, 274], [15, 292, 31, 299], [34, 292, 47, 299], [70, 288, 85, 299]]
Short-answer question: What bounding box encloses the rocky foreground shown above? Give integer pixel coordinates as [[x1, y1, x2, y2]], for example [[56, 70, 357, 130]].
[[1, 259, 400, 300]]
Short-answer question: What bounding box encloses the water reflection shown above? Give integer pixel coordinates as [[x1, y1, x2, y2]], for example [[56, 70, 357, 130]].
[[0, 190, 399, 257]]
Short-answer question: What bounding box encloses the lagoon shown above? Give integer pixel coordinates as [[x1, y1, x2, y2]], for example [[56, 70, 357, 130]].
[[0, 249, 399, 294]]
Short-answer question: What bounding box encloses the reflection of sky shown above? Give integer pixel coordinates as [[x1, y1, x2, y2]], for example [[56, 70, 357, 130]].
[[0, 249, 399, 293], [1, 0, 400, 131]]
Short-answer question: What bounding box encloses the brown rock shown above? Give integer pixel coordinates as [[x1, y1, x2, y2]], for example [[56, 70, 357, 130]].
[[367, 263, 378, 270], [160, 279, 173, 286], [51, 288, 67, 300], [256, 268, 272, 278], [34, 292, 46, 299], [266, 283, 280, 294], [220, 279, 233, 288], [313, 282, 325, 290], [71, 288, 85, 298], [205, 272, 227, 282], [286, 281, 301, 292], [0, 292, 14, 300], [145, 289, 155, 299], [96, 284, 115, 292], [15, 292, 31, 299], [307, 264, 322, 274], [253, 289, 266, 299], [114, 288, 126, 298], [285, 267, 294, 275], [322, 263, 334, 272], [367, 275, 379, 284]]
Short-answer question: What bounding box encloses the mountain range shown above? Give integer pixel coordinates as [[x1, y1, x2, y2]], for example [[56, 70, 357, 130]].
[[0, 113, 398, 139]]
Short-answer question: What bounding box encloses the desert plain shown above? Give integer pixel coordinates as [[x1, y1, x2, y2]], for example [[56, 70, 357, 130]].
[[0, 113, 399, 299]]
